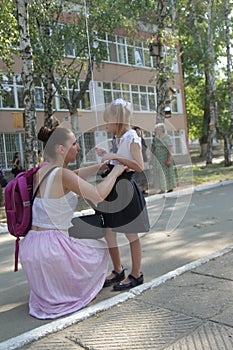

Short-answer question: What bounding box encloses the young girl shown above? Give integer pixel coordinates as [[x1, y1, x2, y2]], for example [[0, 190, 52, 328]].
[[95, 98, 150, 291]]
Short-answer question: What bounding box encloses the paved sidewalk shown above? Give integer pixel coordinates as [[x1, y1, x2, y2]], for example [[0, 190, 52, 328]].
[[1, 245, 233, 350], [1, 177, 233, 350]]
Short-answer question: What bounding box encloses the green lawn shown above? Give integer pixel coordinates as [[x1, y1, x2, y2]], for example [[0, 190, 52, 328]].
[[177, 161, 233, 189], [176, 146, 233, 188]]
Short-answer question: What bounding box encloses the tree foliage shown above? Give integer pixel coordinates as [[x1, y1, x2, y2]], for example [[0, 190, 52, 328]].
[[176, 0, 233, 144], [27, 0, 146, 131], [1, 0, 233, 165], [0, 0, 19, 72]]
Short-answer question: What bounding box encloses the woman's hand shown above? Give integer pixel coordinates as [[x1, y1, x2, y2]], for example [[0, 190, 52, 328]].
[[95, 148, 117, 163], [110, 164, 127, 177]]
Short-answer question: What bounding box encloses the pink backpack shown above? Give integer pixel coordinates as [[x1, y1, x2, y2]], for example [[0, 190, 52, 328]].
[[4, 165, 57, 271]]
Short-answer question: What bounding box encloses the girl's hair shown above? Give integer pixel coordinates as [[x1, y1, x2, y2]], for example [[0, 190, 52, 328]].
[[38, 126, 72, 159], [103, 98, 132, 137]]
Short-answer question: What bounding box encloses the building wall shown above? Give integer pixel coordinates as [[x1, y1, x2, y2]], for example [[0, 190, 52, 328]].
[[0, 32, 188, 169]]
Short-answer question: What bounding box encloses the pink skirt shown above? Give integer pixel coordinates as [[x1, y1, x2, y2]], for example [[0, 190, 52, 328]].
[[19, 229, 109, 319]]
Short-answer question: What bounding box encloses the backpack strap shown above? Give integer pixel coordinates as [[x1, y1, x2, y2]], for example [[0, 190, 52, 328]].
[[43, 167, 60, 198], [32, 166, 59, 202]]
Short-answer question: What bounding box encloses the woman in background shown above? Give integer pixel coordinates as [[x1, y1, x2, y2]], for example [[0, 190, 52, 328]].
[[151, 123, 177, 194]]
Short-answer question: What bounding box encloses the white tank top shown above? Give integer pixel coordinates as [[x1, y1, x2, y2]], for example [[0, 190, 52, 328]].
[[32, 167, 78, 230]]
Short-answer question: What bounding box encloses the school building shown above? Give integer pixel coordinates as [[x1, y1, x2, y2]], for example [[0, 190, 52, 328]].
[[0, 29, 188, 170]]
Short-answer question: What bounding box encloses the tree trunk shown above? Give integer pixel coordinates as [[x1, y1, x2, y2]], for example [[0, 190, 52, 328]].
[[206, 124, 216, 164], [223, 134, 232, 166], [35, 17, 55, 128], [206, 0, 218, 165], [199, 70, 211, 156], [156, 75, 168, 123], [155, 0, 170, 124], [70, 111, 83, 167], [223, 0, 233, 165], [43, 72, 55, 128], [15, 0, 37, 169]]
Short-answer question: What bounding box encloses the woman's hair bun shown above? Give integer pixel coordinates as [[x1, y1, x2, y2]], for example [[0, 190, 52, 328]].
[[38, 126, 53, 143]]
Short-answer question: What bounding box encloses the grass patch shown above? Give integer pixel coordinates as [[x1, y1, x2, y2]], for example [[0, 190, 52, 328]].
[[177, 161, 233, 188]]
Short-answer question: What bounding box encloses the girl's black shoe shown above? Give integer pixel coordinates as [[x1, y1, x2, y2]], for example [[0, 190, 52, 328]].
[[103, 267, 126, 288], [113, 273, 144, 291]]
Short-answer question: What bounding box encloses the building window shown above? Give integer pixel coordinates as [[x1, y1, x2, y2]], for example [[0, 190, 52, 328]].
[[0, 75, 15, 108], [81, 132, 96, 164], [103, 81, 156, 112], [0, 74, 45, 110], [99, 34, 179, 71], [171, 96, 178, 113], [55, 79, 90, 111], [14, 74, 24, 109], [0, 132, 24, 169], [103, 34, 152, 67], [33, 76, 44, 110], [64, 39, 76, 57], [117, 36, 127, 64], [35, 88, 44, 109], [135, 49, 143, 66]]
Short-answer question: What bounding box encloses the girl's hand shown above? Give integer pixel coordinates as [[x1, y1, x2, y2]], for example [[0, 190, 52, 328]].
[[95, 147, 107, 157], [99, 162, 109, 170]]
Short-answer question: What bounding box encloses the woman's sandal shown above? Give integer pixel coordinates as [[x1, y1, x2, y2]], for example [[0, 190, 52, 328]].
[[103, 267, 127, 288], [113, 273, 144, 291]]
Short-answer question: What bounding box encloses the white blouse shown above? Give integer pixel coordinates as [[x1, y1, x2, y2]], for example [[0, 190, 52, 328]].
[[110, 129, 141, 170]]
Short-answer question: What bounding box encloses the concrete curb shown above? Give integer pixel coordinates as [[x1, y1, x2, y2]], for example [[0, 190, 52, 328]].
[[1, 244, 233, 350], [145, 179, 233, 203]]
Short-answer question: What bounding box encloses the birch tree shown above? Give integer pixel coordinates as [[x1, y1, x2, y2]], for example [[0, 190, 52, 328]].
[[206, 0, 233, 165], [205, 0, 218, 164], [176, 0, 229, 161], [216, 0, 233, 166], [154, 0, 170, 123], [147, 0, 177, 123], [15, 0, 37, 168]]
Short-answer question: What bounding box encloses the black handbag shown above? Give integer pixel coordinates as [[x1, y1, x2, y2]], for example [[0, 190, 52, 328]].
[[68, 212, 105, 239]]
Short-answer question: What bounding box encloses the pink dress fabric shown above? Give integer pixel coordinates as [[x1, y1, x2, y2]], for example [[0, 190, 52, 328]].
[[19, 168, 109, 320]]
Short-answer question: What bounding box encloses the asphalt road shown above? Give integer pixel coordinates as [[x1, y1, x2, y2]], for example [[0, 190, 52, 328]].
[[0, 181, 233, 343]]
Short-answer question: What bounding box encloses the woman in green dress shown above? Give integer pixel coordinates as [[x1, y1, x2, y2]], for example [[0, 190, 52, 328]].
[[151, 123, 177, 193]]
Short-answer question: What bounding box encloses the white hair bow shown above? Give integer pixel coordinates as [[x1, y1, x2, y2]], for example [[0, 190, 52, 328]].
[[113, 98, 130, 107]]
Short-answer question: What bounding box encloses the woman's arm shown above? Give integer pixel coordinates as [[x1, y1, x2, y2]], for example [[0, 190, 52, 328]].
[[63, 164, 127, 203], [151, 139, 156, 155], [165, 145, 173, 167], [73, 163, 108, 179]]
